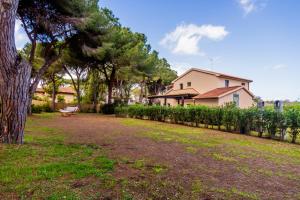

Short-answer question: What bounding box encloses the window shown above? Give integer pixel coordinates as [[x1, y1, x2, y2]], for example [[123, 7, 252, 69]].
[[187, 82, 191, 87], [242, 83, 245, 86], [180, 83, 183, 89], [233, 93, 239, 107], [225, 80, 229, 87]]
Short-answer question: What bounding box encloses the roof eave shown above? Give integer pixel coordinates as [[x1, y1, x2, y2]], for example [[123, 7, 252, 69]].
[[218, 75, 253, 83]]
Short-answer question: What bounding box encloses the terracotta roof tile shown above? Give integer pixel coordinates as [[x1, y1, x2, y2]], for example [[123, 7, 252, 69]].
[[35, 87, 76, 95], [58, 87, 76, 94], [35, 88, 44, 93], [148, 88, 199, 98], [164, 88, 199, 96], [193, 86, 242, 99]]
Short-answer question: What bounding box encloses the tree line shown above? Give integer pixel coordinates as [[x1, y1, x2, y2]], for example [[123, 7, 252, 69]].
[[115, 105, 300, 144], [0, 0, 176, 144]]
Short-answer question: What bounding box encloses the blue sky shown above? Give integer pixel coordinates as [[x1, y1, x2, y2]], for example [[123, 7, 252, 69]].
[[15, 0, 300, 100]]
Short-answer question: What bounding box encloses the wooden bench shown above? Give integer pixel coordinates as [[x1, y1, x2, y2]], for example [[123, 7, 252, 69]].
[[59, 106, 79, 117]]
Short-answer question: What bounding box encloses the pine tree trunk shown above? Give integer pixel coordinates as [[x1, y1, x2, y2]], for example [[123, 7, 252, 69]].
[[107, 68, 115, 105], [27, 78, 40, 115], [76, 91, 81, 111], [107, 82, 113, 104], [27, 96, 33, 115], [0, 0, 32, 144], [51, 78, 56, 111], [0, 62, 31, 143], [91, 71, 99, 113]]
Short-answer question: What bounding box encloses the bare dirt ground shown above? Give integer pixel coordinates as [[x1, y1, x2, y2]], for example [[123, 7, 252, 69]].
[[42, 113, 300, 200]]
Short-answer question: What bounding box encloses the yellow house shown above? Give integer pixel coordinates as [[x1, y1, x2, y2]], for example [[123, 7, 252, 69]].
[[149, 68, 254, 108], [35, 87, 76, 104]]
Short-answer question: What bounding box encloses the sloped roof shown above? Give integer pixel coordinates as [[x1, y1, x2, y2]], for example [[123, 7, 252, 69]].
[[172, 68, 253, 83], [35, 87, 76, 95], [148, 88, 199, 98], [35, 88, 44, 93], [165, 88, 199, 96], [58, 87, 76, 94], [193, 86, 254, 99]]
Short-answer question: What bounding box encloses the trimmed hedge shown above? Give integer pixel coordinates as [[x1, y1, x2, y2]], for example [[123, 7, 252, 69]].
[[115, 105, 300, 144], [31, 104, 53, 114]]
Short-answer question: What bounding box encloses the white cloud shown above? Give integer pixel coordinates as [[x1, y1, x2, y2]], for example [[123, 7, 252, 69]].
[[160, 23, 229, 55], [238, 0, 268, 15], [263, 64, 287, 70], [15, 20, 29, 50], [170, 62, 192, 75], [238, 0, 256, 14], [272, 64, 287, 70]]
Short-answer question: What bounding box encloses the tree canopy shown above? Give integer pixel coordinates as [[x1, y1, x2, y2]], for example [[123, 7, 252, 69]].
[[0, 0, 177, 144]]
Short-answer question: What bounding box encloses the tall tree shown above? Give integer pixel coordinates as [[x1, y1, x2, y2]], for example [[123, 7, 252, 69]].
[[42, 62, 65, 111], [62, 43, 90, 111], [0, 0, 31, 143], [147, 57, 177, 95], [17, 0, 99, 114], [0, 0, 100, 144], [84, 27, 150, 104]]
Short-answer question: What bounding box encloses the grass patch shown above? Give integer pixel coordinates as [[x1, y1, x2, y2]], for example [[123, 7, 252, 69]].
[[191, 179, 203, 195], [212, 153, 237, 162], [133, 159, 145, 169], [186, 146, 198, 154], [121, 118, 222, 148], [215, 187, 259, 200], [0, 114, 115, 199], [152, 165, 167, 174]]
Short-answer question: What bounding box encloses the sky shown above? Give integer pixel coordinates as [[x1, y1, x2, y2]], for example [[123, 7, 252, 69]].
[[15, 0, 300, 100]]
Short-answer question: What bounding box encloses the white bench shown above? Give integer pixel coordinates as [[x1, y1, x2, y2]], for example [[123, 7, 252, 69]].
[[59, 106, 79, 116]]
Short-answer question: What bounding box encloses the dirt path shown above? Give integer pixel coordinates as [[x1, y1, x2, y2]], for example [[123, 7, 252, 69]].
[[42, 114, 300, 200]]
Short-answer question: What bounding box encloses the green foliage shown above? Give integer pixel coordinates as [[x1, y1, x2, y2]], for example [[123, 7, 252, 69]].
[[286, 109, 300, 143], [31, 104, 43, 114], [116, 105, 300, 144], [31, 104, 53, 113], [101, 103, 118, 114], [57, 95, 65, 103]]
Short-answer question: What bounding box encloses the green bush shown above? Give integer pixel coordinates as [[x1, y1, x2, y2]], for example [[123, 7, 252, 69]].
[[115, 105, 300, 144], [31, 104, 42, 114], [57, 95, 65, 103], [31, 104, 53, 113], [101, 104, 117, 114], [286, 109, 300, 143], [41, 104, 53, 112]]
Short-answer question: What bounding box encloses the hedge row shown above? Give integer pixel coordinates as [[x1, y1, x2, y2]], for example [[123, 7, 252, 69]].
[[31, 104, 53, 113], [115, 105, 300, 144]]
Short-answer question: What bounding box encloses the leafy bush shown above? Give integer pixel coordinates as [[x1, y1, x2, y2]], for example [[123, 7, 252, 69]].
[[115, 105, 300, 144], [41, 104, 53, 112], [31, 104, 42, 113], [286, 109, 300, 143], [57, 95, 65, 103], [31, 103, 53, 113], [101, 104, 117, 114]]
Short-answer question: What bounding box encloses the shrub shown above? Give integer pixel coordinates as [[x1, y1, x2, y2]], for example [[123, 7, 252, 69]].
[[41, 104, 53, 112], [31, 104, 42, 114], [263, 109, 279, 138], [31, 103, 53, 113], [101, 104, 116, 114], [57, 95, 65, 103], [115, 105, 300, 144], [286, 109, 300, 143]]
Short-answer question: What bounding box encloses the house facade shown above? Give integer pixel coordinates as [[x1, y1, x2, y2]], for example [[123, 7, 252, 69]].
[[35, 87, 76, 104], [149, 68, 254, 108]]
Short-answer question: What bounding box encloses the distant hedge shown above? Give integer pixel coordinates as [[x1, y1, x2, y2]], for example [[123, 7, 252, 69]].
[[31, 104, 53, 113], [115, 105, 300, 144]]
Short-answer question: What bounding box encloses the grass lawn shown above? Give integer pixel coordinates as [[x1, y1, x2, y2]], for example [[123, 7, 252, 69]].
[[0, 113, 300, 200]]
